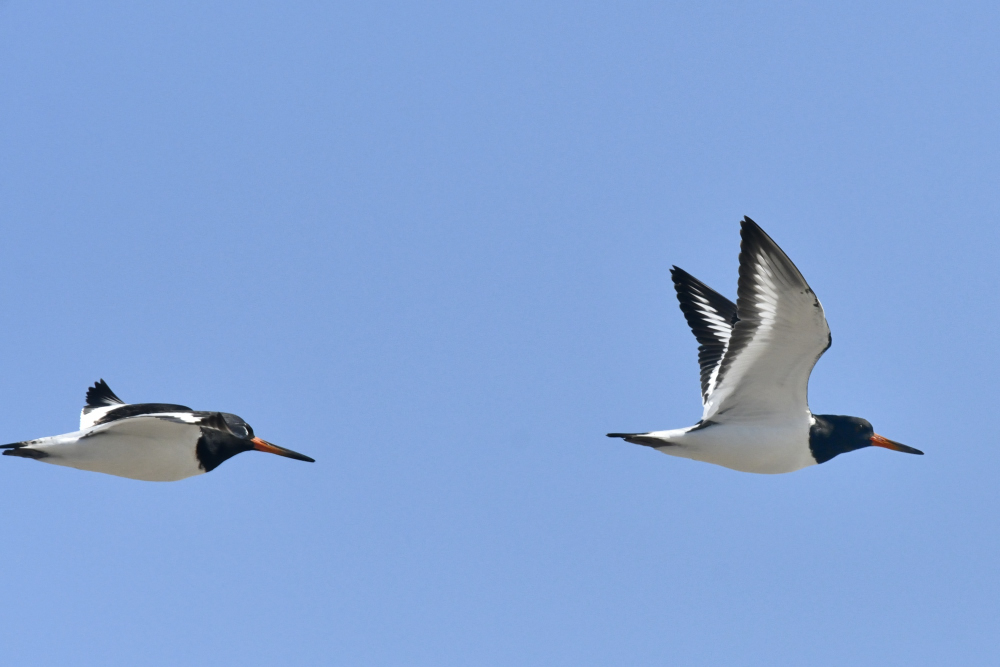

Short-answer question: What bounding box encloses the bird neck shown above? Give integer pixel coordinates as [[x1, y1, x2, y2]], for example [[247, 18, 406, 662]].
[[808, 414, 869, 464], [195, 431, 252, 472]]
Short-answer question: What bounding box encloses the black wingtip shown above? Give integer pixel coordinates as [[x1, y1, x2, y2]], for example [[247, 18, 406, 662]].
[[669, 265, 690, 282], [739, 215, 780, 248], [607, 433, 642, 438], [85, 379, 125, 408], [740, 216, 765, 241]]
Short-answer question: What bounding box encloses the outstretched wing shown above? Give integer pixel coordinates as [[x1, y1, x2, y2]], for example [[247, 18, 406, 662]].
[[670, 266, 739, 404], [702, 217, 831, 422]]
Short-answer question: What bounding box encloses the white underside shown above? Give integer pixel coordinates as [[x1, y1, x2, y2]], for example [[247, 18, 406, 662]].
[[18, 416, 205, 482], [646, 415, 816, 474]]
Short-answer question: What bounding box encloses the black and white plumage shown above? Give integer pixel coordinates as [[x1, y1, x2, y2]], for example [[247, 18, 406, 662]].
[[2, 380, 314, 481], [608, 217, 922, 474], [670, 267, 740, 403]]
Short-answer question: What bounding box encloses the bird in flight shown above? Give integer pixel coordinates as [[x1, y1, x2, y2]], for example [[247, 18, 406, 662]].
[[608, 216, 922, 473], [2, 380, 314, 481]]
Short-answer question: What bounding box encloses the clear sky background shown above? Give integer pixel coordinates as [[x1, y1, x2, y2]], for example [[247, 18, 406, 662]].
[[0, 2, 997, 665]]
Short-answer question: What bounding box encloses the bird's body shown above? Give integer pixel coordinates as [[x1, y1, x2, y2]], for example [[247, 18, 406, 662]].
[[2, 380, 314, 481], [637, 419, 815, 474], [608, 217, 922, 473], [9, 416, 208, 481]]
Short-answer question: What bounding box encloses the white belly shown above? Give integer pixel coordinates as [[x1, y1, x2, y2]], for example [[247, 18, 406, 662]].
[[35, 433, 205, 482], [649, 420, 816, 474]]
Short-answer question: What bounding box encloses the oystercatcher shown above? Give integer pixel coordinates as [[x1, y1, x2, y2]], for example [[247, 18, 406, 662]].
[[2, 380, 314, 481], [608, 217, 922, 473]]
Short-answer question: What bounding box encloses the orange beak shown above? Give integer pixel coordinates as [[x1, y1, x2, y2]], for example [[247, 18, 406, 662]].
[[870, 433, 923, 455], [251, 437, 315, 463]]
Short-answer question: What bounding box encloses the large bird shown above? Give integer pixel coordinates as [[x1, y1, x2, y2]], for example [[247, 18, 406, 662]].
[[608, 217, 922, 473], [2, 380, 314, 481]]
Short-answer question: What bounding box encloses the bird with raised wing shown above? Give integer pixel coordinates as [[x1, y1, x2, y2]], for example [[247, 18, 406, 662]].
[[2, 380, 314, 481], [608, 217, 922, 473]]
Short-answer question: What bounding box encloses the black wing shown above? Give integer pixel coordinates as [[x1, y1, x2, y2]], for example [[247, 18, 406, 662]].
[[90, 403, 196, 427], [80, 379, 194, 429], [670, 266, 739, 404], [84, 379, 125, 409]]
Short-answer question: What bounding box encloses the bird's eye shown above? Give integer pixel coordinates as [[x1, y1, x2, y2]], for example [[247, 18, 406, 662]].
[[233, 425, 248, 437]]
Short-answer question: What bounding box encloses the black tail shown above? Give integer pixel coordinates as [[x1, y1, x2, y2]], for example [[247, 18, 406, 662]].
[[606, 432, 665, 448], [1, 440, 49, 459], [3, 447, 48, 459]]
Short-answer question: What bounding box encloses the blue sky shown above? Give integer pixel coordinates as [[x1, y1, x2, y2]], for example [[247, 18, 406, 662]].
[[1, 2, 997, 664]]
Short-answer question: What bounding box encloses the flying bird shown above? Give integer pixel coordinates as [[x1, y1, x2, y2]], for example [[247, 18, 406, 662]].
[[2, 380, 314, 481], [608, 217, 922, 473]]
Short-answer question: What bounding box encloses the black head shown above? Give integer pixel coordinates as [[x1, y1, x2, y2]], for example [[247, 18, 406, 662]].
[[195, 412, 315, 473], [219, 413, 254, 439], [809, 414, 923, 464]]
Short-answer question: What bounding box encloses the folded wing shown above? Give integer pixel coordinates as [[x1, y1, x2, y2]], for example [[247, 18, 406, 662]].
[[80, 379, 126, 430], [80, 380, 193, 429]]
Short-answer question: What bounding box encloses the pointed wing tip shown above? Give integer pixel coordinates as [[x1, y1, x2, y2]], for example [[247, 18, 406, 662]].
[[85, 379, 125, 408], [737, 217, 795, 276], [739, 216, 767, 241]]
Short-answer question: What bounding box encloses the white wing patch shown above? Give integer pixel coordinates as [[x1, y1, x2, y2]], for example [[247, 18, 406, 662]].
[[80, 380, 127, 430], [80, 405, 128, 431]]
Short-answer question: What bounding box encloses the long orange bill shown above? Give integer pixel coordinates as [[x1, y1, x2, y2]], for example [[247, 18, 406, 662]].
[[870, 433, 923, 455], [251, 437, 315, 463]]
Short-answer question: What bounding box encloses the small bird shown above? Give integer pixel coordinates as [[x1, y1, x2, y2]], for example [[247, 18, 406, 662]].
[[2, 380, 314, 481], [608, 217, 923, 474]]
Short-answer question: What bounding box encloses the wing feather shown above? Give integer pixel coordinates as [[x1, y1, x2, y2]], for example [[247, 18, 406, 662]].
[[670, 267, 738, 403], [80, 380, 127, 430], [702, 217, 831, 422]]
